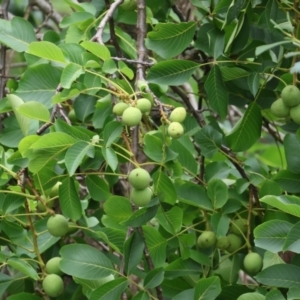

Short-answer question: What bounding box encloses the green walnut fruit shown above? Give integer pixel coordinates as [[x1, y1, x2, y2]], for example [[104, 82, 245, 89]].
[[120, 0, 136, 11], [231, 219, 247, 236], [42, 274, 64, 297], [281, 85, 300, 107], [167, 122, 184, 139], [169, 107, 187, 123], [216, 236, 230, 250], [47, 214, 69, 237], [37, 195, 54, 212], [49, 182, 62, 198], [197, 231, 217, 248], [131, 187, 153, 207], [128, 168, 151, 190], [113, 102, 129, 116], [243, 252, 263, 275], [122, 107, 142, 126], [68, 109, 78, 122], [136, 98, 152, 113], [226, 234, 243, 253], [290, 104, 300, 125], [270, 98, 290, 118], [46, 257, 62, 276]]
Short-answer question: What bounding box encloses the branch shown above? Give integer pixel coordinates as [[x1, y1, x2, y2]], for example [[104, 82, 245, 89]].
[[91, 0, 124, 44], [111, 56, 154, 66], [29, 0, 62, 25]]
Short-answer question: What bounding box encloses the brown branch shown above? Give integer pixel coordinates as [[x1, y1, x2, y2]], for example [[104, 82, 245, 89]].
[[91, 0, 124, 44], [111, 57, 154, 66]]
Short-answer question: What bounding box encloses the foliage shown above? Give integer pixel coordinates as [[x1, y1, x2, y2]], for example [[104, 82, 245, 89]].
[[0, 0, 300, 299]]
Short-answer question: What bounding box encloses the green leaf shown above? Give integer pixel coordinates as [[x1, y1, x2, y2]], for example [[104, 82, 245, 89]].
[[194, 125, 222, 158], [207, 179, 228, 209], [65, 141, 92, 176], [60, 244, 114, 279], [255, 40, 291, 56], [165, 258, 200, 279], [237, 293, 266, 300], [61, 63, 84, 89], [156, 206, 183, 234], [102, 147, 118, 171], [16, 64, 62, 108], [176, 181, 213, 210], [122, 205, 159, 228], [60, 11, 95, 28], [266, 289, 285, 300], [254, 220, 293, 252], [255, 264, 300, 288], [143, 225, 167, 268], [17, 101, 50, 123], [86, 175, 111, 201], [59, 177, 82, 221], [103, 121, 123, 148], [284, 132, 300, 174], [194, 276, 222, 300], [7, 258, 39, 280], [211, 213, 230, 237], [283, 221, 300, 253], [204, 65, 228, 119], [248, 73, 260, 96], [27, 41, 66, 63], [147, 60, 199, 86], [260, 195, 300, 218], [80, 41, 111, 60], [145, 22, 197, 59], [89, 278, 128, 300], [104, 196, 132, 223], [220, 66, 249, 81], [152, 169, 177, 205], [124, 231, 144, 275], [144, 268, 164, 289], [273, 170, 300, 193], [226, 103, 262, 152], [132, 292, 150, 300], [7, 293, 41, 300], [0, 17, 36, 52], [7, 94, 31, 136]]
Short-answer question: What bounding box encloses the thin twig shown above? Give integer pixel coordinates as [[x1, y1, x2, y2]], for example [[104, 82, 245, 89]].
[[111, 56, 154, 66], [91, 0, 124, 44], [29, 0, 62, 25]]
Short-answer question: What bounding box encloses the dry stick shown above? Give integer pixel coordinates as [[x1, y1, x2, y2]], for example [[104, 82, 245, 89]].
[[111, 56, 154, 66], [29, 0, 62, 25], [91, 0, 124, 44]]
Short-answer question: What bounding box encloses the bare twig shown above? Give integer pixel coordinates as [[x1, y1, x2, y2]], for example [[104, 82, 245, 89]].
[[91, 0, 124, 44], [111, 56, 154, 66], [29, 0, 62, 25]]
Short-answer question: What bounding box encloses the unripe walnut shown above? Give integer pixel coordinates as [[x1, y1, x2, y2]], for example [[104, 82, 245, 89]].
[[113, 102, 129, 116], [47, 214, 69, 237], [270, 98, 290, 118], [281, 85, 300, 107], [169, 107, 187, 123], [216, 236, 230, 250], [197, 231, 217, 248], [290, 104, 300, 125], [128, 168, 151, 190], [136, 98, 152, 113], [231, 218, 247, 236], [131, 187, 153, 207], [122, 107, 142, 126], [42, 274, 64, 297], [226, 234, 243, 253], [167, 122, 184, 139], [243, 252, 263, 275], [46, 257, 62, 276]]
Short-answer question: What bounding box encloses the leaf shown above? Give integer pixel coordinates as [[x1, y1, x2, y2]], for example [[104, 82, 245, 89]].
[[147, 60, 199, 86], [122, 205, 159, 227], [194, 276, 222, 300], [7, 94, 31, 137], [59, 177, 82, 221], [65, 141, 92, 176], [86, 175, 111, 201], [61, 63, 84, 89], [143, 225, 167, 268], [237, 293, 266, 300], [144, 268, 164, 289], [283, 221, 300, 252], [207, 179, 228, 209], [284, 132, 300, 174], [103, 121, 123, 148], [248, 73, 260, 97], [255, 264, 300, 288], [7, 293, 41, 300], [103, 196, 132, 223], [7, 258, 39, 280], [266, 289, 285, 300], [80, 41, 111, 60], [152, 169, 177, 205], [89, 278, 128, 300], [226, 102, 262, 152], [102, 147, 118, 171], [220, 66, 250, 81], [60, 244, 114, 280], [204, 65, 228, 119], [254, 220, 293, 252], [145, 22, 197, 59], [27, 41, 66, 63], [165, 258, 200, 279], [17, 101, 50, 123], [260, 195, 300, 218], [0, 17, 36, 52], [273, 170, 300, 193], [255, 40, 291, 56], [132, 292, 151, 300], [156, 206, 183, 234], [176, 181, 213, 210], [16, 64, 62, 108], [124, 231, 144, 274]]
